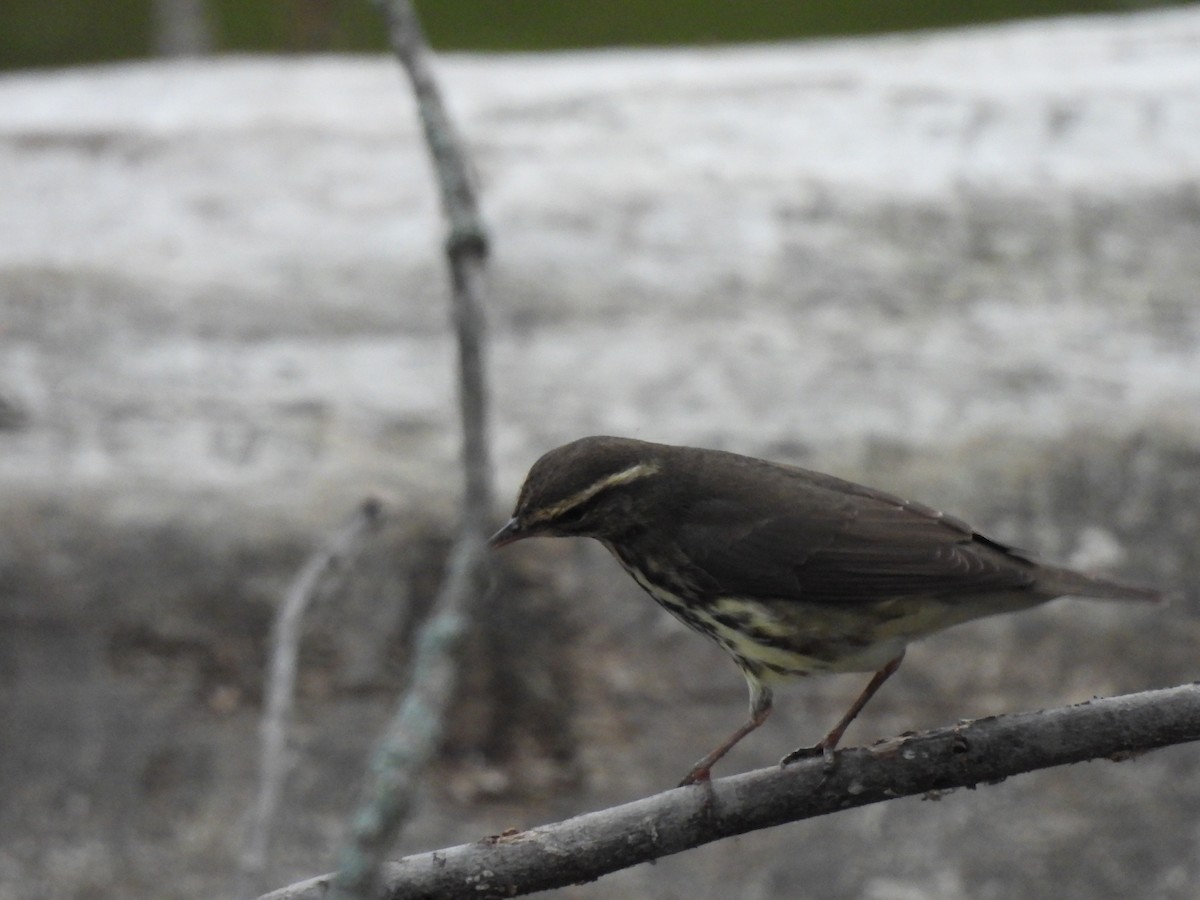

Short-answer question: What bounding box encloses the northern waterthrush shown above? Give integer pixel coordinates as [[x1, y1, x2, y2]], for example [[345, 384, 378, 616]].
[[490, 436, 1161, 786]]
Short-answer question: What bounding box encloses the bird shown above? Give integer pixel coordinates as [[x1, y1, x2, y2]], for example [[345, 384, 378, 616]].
[[488, 436, 1162, 786]]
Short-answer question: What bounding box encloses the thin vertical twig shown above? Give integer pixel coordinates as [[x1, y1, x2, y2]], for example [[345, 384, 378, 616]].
[[240, 499, 384, 894], [329, 2, 497, 897], [377, 0, 492, 529]]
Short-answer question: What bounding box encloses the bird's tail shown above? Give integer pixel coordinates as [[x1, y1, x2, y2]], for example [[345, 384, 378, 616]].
[[1036, 566, 1166, 603]]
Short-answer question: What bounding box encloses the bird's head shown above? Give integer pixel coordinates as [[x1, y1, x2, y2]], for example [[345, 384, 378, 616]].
[[489, 436, 667, 547]]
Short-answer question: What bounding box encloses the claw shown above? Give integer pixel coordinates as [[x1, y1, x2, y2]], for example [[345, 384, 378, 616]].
[[779, 742, 839, 771], [678, 766, 712, 787], [779, 745, 821, 767], [821, 742, 837, 772]]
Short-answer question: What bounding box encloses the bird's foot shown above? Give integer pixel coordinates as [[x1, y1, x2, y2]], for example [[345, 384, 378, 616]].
[[677, 766, 712, 788]]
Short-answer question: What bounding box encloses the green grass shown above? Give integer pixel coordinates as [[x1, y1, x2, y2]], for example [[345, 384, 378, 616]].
[[0, 0, 1185, 71]]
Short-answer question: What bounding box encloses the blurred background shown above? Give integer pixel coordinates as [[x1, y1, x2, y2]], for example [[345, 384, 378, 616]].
[[3, 3, 1200, 900], [0, 0, 1193, 69]]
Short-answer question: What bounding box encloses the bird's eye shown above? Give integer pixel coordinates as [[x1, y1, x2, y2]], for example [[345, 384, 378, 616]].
[[549, 488, 614, 530], [551, 502, 591, 528]]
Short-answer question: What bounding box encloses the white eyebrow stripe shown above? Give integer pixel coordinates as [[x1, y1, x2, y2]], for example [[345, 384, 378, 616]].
[[529, 461, 661, 523]]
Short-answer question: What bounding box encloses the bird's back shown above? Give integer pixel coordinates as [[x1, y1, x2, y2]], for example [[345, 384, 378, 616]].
[[653, 443, 1160, 608]]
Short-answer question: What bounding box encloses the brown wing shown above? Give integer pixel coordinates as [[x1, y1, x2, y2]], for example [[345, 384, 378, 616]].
[[675, 472, 1038, 605]]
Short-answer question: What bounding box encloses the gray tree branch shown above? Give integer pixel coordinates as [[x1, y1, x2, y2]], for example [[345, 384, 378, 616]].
[[261, 682, 1200, 899], [373, 0, 492, 528], [328, 2, 496, 898], [241, 500, 384, 894]]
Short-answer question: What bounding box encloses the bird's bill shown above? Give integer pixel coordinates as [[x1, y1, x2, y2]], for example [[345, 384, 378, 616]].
[[488, 517, 524, 548]]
